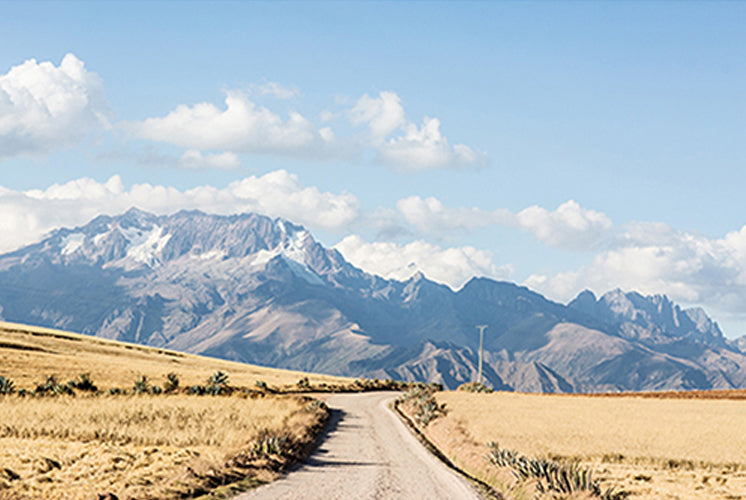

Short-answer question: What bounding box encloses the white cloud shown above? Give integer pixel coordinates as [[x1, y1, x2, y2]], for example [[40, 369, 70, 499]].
[[334, 235, 512, 289], [0, 53, 110, 160], [516, 200, 613, 250], [396, 196, 611, 250], [396, 195, 511, 233], [349, 91, 406, 142], [127, 90, 335, 157], [0, 171, 360, 253], [128, 88, 485, 171], [525, 221, 746, 319], [378, 116, 487, 171]]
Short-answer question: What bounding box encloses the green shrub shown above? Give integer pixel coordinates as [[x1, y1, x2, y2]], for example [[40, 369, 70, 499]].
[[0, 376, 15, 395], [487, 442, 625, 499], [296, 377, 311, 390], [133, 375, 149, 395], [163, 372, 180, 393], [69, 373, 98, 392], [35, 375, 74, 396], [457, 381, 493, 393], [398, 384, 447, 427], [206, 371, 230, 395]]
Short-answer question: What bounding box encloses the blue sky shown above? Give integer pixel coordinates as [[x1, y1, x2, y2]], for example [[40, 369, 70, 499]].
[[1, 1, 745, 337]]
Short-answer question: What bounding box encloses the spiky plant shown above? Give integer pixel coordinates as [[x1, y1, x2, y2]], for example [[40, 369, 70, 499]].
[[70, 373, 98, 392], [205, 371, 230, 395], [487, 442, 626, 499], [163, 372, 180, 393], [133, 375, 149, 395], [0, 376, 15, 395]]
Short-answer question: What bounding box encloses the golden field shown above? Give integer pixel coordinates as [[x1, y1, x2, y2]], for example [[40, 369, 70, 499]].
[[0, 321, 341, 499], [0, 320, 352, 391], [423, 391, 746, 499], [0, 394, 326, 499]]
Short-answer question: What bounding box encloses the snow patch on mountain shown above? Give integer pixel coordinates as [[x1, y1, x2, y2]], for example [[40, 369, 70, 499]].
[[121, 226, 171, 267], [60, 233, 85, 255]]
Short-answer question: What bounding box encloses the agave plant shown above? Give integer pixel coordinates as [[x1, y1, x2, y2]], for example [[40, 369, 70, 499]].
[[70, 373, 97, 392], [163, 372, 180, 393], [0, 376, 15, 395], [487, 442, 625, 499], [206, 371, 230, 395], [133, 375, 149, 394]]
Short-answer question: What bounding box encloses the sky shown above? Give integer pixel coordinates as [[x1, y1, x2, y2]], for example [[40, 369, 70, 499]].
[[1, 1, 745, 338]]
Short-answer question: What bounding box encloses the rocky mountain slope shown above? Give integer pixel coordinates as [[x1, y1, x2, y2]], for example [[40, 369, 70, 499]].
[[1, 208, 745, 392]]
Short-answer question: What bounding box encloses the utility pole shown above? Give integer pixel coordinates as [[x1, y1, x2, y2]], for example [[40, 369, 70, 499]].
[[476, 325, 488, 384]]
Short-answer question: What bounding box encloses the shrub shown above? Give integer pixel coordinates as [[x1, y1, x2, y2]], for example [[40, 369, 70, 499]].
[[296, 377, 310, 390], [255, 380, 268, 391], [398, 384, 447, 427], [249, 429, 296, 459], [188, 385, 206, 395], [133, 375, 149, 395], [163, 372, 180, 393], [206, 371, 230, 395], [0, 376, 15, 395], [487, 442, 625, 499], [69, 373, 98, 392], [35, 375, 74, 396], [457, 381, 493, 393]]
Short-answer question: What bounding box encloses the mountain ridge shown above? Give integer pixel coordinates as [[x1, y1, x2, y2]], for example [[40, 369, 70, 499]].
[[1, 208, 744, 392]]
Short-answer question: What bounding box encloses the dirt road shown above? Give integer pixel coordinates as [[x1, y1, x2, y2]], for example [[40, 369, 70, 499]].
[[235, 392, 482, 500]]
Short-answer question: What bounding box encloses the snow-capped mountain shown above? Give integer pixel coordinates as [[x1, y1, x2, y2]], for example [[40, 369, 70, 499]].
[[1, 208, 745, 392]]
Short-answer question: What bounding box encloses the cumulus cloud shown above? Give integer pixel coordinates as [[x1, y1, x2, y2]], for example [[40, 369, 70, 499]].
[[128, 88, 485, 171], [0, 171, 360, 253], [524, 221, 746, 319], [0, 53, 110, 160], [379, 117, 486, 171], [127, 90, 336, 158], [396, 196, 612, 250], [334, 235, 512, 289], [349, 91, 406, 142], [516, 200, 613, 250]]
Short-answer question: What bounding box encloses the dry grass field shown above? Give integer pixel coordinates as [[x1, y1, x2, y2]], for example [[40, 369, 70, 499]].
[[0, 394, 327, 499], [421, 391, 746, 499], [0, 321, 345, 499]]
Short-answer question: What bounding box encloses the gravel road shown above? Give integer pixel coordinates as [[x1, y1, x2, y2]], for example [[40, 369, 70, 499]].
[[235, 391, 482, 500]]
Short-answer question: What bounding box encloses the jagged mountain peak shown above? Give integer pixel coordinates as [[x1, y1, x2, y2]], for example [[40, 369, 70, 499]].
[[570, 287, 725, 345], [1, 208, 743, 392]]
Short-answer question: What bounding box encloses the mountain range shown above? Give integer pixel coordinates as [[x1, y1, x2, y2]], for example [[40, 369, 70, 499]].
[[1, 208, 745, 392]]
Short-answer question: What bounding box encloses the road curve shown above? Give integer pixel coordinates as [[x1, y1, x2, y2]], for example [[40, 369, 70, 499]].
[[235, 392, 481, 500]]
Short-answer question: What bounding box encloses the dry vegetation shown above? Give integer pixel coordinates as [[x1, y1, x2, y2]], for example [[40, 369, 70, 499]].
[[0, 321, 352, 391], [0, 394, 327, 499], [0, 321, 354, 499], [404, 390, 746, 499]]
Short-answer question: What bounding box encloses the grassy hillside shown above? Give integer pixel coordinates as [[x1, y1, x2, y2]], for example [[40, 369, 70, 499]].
[[0, 320, 352, 391], [0, 321, 356, 499]]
